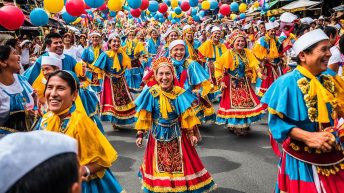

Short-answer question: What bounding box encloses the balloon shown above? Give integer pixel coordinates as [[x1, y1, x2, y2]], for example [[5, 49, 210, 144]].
[[201, 1, 210, 10], [0, 6, 24, 30], [270, 16, 276, 22], [219, 4, 230, 16], [217, 14, 223, 19], [192, 15, 200, 22], [108, 0, 123, 11], [98, 3, 107, 11], [239, 3, 247, 13], [159, 17, 165, 23], [171, 18, 176, 24], [189, 0, 197, 7], [181, 1, 190, 12], [140, 0, 149, 10], [199, 10, 205, 17], [30, 8, 49, 26], [44, 0, 64, 13], [254, 1, 259, 8], [230, 2, 239, 12], [148, 1, 159, 12], [109, 11, 116, 17], [128, 0, 142, 9], [66, 0, 85, 17], [239, 13, 246, 19], [158, 3, 168, 13], [84, 0, 104, 8], [230, 13, 236, 20], [174, 7, 182, 15], [171, 0, 178, 8], [130, 8, 141, 17], [62, 12, 77, 24], [210, 0, 218, 10], [191, 8, 197, 15]]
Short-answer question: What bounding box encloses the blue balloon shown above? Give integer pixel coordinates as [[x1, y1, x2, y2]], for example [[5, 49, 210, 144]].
[[128, 0, 142, 9], [174, 7, 182, 15], [189, 0, 198, 7], [210, 1, 218, 10], [156, 13, 163, 18], [217, 14, 223, 19], [62, 12, 77, 24], [192, 15, 200, 22], [168, 14, 172, 20], [163, 0, 171, 6], [270, 17, 276, 22], [230, 2, 239, 12], [191, 8, 197, 15], [148, 1, 159, 12], [199, 10, 205, 18], [159, 17, 165, 23], [171, 19, 176, 24], [154, 14, 159, 20], [84, 0, 104, 8], [109, 11, 116, 17], [239, 13, 246, 19], [30, 8, 49, 26], [128, 14, 133, 19]]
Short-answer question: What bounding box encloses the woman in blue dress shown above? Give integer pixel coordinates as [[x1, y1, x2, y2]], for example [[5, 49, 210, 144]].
[[93, 33, 136, 130], [41, 70, 125, 193], [0, 45, 36, 134], [262, 29, 344, 193]]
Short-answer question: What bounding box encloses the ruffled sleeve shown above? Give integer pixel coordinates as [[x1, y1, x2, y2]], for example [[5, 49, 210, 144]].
[[72, 112, 117, 178], [120, 49, 132, 69], [24, 55, 44, 85], [198, 40, 214, 58], [174, 89, 197, 115], [245, 49, 260, 83], [252, 38, 268, 60], [134, 87, 155, 131], [187, 60, 210, 86], [81, 48, 95, 64], [93, 52, 110, 72]]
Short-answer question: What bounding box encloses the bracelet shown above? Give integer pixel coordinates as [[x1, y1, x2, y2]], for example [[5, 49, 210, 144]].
[[83, 166, 91, 177], [136, 132, 144, 139]]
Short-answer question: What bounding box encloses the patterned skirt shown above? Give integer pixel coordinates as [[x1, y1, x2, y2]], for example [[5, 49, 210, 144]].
[[124, 67, 144, 93], [216, 75, 266, 128], [100, 75, 136, 126], [139, 131, 216, 193], [256, 62, 281, 97]]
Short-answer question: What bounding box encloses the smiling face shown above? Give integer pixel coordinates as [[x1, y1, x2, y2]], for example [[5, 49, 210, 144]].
[[167, 32, 179, 42], [63, 35, 72, 45], [185, 32, 194, 42], [233, 37, 246, 51], [109, 37, 121, 52], [0, 48, 21, 73], [170, 44, 185, 61], [299, 40, 332, 76], [41, 65, 57, 80], [91, 35, 101, 47], [151, 30, 158, 39], [45, 75, 77, 114], [47, 38, 64, 55], [212, 30, 221, 43], [267, 29, 276, 37], [156, 65, 173, 90]]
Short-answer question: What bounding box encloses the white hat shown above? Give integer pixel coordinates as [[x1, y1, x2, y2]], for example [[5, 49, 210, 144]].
[[293, 29, 329, 56], [169, 40, 185, 51], [108, 32, 120, 42], [20, 40, 31, 47], [274, 21, 280, 28], [265, 22, 275, 31], [0, 131, 77, 193], [242, 24, 251, 30], [41, 56, 62, 70], [211, 26, 221, 33], [182, 25, 192, 32], [318, 15, 324, 20], [164, 28, 180, 39], [89, 31, 101, 37], [300, 17, 314, 25], [280, 12, 297, 23]]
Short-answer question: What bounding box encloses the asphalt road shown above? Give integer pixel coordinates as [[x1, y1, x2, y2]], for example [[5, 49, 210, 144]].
[[104, 115, 278, 193]]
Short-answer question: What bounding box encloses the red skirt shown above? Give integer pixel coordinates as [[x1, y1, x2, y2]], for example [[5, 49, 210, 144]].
[[139, 131, 216, 192], [257, 63, 281, 97]]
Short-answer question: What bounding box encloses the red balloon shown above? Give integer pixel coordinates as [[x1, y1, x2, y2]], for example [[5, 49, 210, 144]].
[[130, 8, 141, 18], [66, 0, 86, 17], [219, 4, 230, 16], [158, 3, 168, 14], [98, 3, 107, 11], [0, 6, 24, 30], [180, 1, 190, 12], [140, 0, 149, 10]]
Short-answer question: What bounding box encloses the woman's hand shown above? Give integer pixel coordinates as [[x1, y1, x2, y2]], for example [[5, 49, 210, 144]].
[[220, 81, 227, 90], [190, 136, 198, 146], [304, 132, 336, 152], [136, 131, 144, 148]]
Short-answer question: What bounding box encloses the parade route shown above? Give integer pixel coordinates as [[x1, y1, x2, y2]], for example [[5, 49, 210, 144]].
[[105, 116, 278, 193]]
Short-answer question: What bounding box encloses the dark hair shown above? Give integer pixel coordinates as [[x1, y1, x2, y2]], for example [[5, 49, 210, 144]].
[[339, 34, 344, 55], [5, 39, 18, 48], [295, 24, 310, 37], [296, 41, 320, 64], [45, 33, 63, 47], [323, 26, 337, 38], [44, 70, 80, 95], [6, 153, 79, 193], [0, 45, 12, 61]]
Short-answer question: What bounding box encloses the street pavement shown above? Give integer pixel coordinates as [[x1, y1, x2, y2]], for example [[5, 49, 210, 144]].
[[104, 115, 278, 193]]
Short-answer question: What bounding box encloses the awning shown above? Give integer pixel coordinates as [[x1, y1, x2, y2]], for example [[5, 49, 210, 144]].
[[333, 5, 344, 12], [269, 0, 280, 9], [281, 0, 322, 11]]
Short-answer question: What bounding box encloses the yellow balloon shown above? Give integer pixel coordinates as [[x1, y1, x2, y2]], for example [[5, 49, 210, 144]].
[[239, 3, 247, 13], [254, 1, 259, 8], [44, 0, 64, 13], [108, 0, 123, 11], [71, 17, 82, 24], [201, 1, 211, 10], [230, 14, 236, 20], [266, 10, 271, 16], [172, 12, 177, 18], [171, 0, 178, 8], [175, 12, 184, 18]]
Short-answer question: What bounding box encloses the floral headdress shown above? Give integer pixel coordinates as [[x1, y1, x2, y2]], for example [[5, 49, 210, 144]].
[[228, 30, 247, 46]]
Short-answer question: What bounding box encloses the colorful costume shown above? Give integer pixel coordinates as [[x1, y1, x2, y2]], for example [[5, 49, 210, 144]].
[[0, 74, 36, 134], [135, 84, 216, 193], [147, 37, 161, 57], [261, 65, 344, 193], [198, 39, 228, 102], [215, 48, 266, 133], [41, 104, 125, 193], [82, 46, 104, 93], [93, 49, 136, 126], [252, 34, 282, 97]]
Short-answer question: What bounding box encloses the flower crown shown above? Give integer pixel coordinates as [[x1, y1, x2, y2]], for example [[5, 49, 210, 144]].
[[152, 57, 174, 74], [228, 30, 247, 45]]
